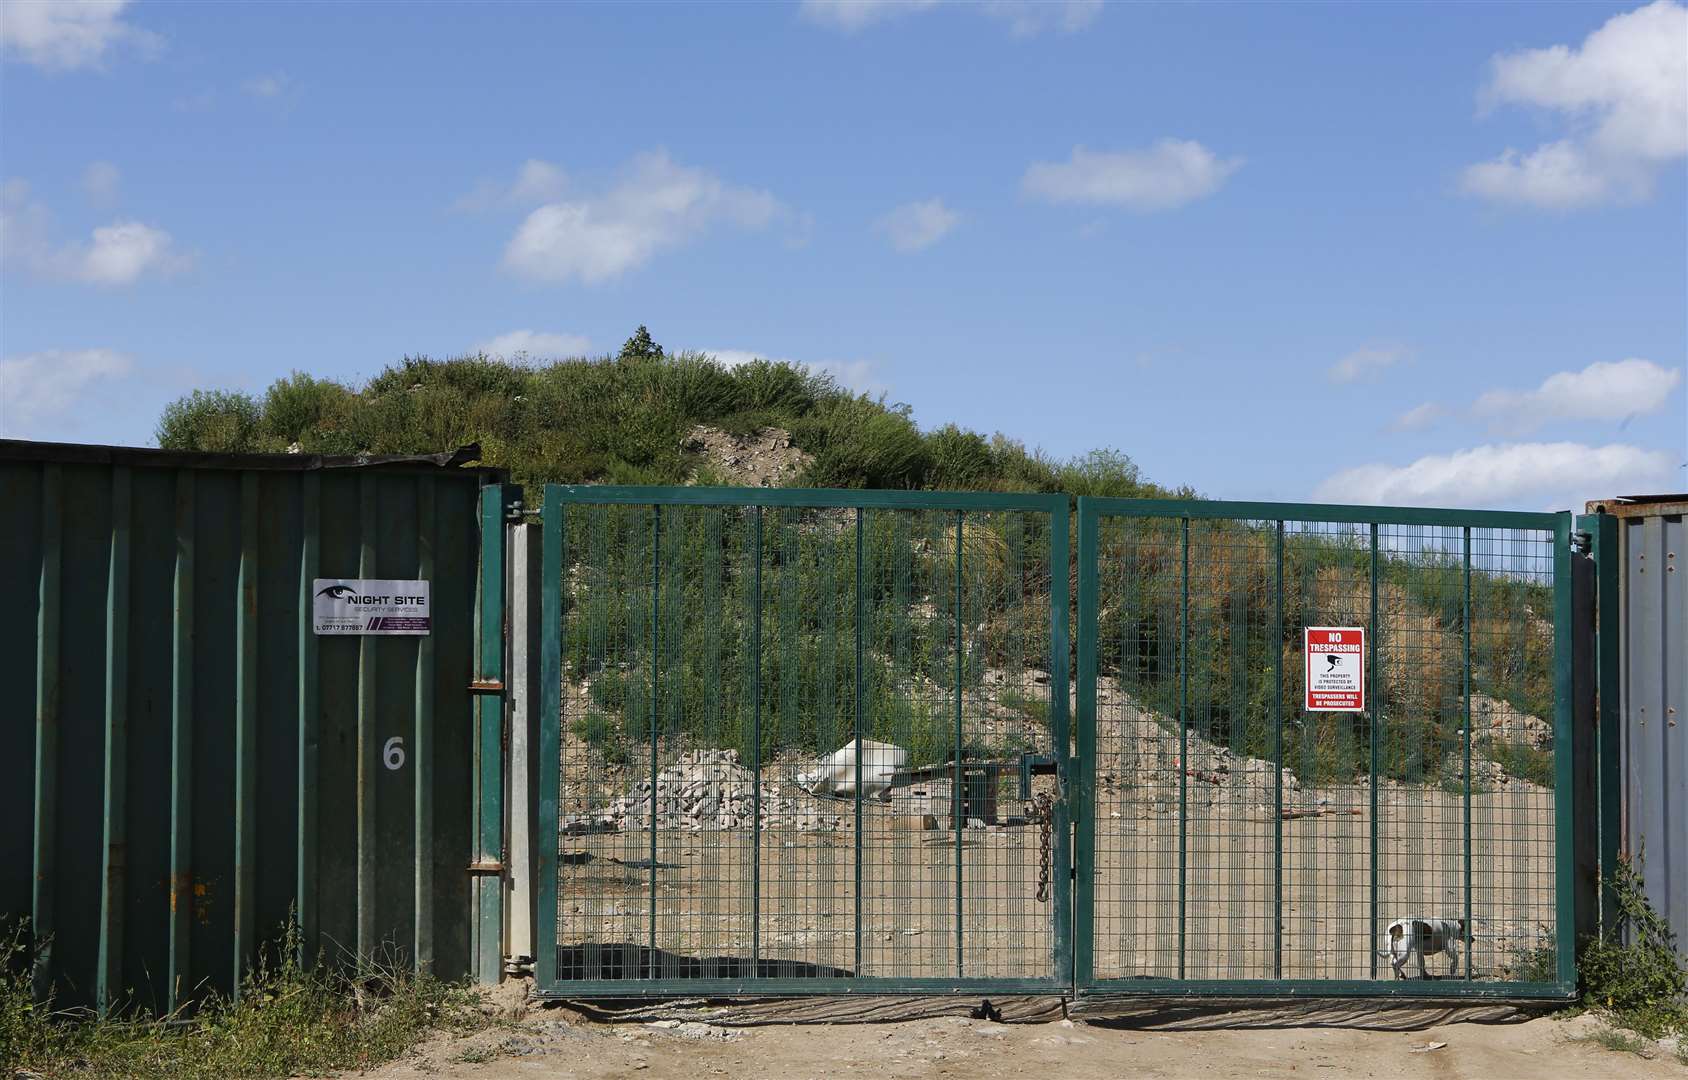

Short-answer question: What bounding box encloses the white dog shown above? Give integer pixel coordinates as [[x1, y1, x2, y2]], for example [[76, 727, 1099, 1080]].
[[1379, 917, 1466, 979]]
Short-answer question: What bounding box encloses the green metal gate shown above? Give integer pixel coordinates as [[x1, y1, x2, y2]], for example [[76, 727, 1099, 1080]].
[[1074, 498, 1575, 999], [534, 486, 1071, 995]]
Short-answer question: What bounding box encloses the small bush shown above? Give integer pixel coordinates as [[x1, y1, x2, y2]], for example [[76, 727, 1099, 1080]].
[[1581, 860, 1688, 1038], [260, 371, 354, 446], [155, 389, 263, 452]]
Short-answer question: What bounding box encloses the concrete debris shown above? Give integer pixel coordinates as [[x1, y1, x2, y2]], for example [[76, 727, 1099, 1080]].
[[682, 424, 812, 488], [563, 749, 847, 834]]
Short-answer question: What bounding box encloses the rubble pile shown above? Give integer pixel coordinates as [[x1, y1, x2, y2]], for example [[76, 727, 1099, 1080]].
[[564, 749, 847, 833]]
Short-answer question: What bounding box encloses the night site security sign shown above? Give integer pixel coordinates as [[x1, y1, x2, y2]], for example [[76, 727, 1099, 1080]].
[[1304, 626, 1364, 711], [313, 579, 430, 635]]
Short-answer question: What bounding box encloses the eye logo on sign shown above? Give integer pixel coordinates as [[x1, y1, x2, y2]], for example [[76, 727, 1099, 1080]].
[[312, 579, 431, 636]]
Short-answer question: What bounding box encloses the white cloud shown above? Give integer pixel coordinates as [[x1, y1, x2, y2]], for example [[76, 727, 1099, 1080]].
[[700, 348, 885, 396], [501, 151, 794, 284], [455, 160, 569, 212], [1390, 402, 1448, 433], [242, 72, 290, 98], [874, 198, 959, 252], [78, 221, 182, 284], [80, 161, 120, 206], [0, 348, 133, 437], [0, 0, 159, 71], [1314, 442, 1678, 511], [474, 329, 591, 360], [1473, 358, 1683, 434], [1461, 1, 1687, 209], [978, 0, 1101, 35], [1329, 344, 1411, 384], [2, 179, 189, 285], [800, 0, 1098, 35], [801, 0, 940, 31], [1022, 140, 1242, 211]]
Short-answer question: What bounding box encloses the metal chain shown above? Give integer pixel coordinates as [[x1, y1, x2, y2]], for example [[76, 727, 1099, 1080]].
[[1029, 791, 1054, 903]]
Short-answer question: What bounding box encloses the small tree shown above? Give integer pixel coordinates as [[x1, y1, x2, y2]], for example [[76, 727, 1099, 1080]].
[[155, 389, 263, 452], [619, 325, 663, 362]]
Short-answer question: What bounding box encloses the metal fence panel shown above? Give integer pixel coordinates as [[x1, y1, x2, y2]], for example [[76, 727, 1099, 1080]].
[[1075, 498, 1575, 999], [535, 486, 1070, 996], [1608, 503, 1687, 951], [0, 442, 493, 1012]]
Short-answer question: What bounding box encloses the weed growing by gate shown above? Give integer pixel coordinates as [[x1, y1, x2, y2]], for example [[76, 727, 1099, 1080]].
[[1581, 861, 1688, 1039], [1, 920, 492, 1079]]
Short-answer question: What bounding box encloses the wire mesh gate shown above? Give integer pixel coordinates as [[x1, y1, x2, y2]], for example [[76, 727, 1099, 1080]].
[[534, 486, 1072, 995], [1074, 499, 1575, 998]]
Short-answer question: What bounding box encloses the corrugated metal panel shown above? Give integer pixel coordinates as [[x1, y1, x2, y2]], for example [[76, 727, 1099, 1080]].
[[1617, 507, 1686, 950], [0, 443, 496, 1012]]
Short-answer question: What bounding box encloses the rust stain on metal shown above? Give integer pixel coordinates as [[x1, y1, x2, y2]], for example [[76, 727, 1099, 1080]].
[[468, 679, 504, 693]]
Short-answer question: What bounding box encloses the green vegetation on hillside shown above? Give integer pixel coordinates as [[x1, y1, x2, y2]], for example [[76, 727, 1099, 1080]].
[[155, 326, 1178, 502], [155, 327, 1556, 786]]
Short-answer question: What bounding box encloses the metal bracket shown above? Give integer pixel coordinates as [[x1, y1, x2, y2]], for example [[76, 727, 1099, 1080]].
[[469, 679, 505, 694]]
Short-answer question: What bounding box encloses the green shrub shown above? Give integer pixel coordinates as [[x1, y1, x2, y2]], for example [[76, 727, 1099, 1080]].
[[155, 389, 263, 452], [923, 425, 996, 490], [259, 371, 354, 445], [1582, 860, 1688, 1038]]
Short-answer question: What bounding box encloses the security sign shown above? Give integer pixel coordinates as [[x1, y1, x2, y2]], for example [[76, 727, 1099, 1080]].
[[313, 579, 430, 635], [1304, 626, 1365, 711]]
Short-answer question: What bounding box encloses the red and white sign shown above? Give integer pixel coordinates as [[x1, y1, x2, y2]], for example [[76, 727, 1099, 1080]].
[[1304, 627, 1365, 712]]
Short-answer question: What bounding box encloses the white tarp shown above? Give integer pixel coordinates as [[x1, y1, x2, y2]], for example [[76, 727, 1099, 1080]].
[[797, 739, 908, 799]]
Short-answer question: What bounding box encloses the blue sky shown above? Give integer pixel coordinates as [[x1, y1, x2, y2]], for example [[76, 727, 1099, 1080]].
[[2, 0, 1684, 511]]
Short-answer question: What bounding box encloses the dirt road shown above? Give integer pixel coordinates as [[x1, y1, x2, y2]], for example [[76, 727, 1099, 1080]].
[[362, 1002, 1678, 1080]]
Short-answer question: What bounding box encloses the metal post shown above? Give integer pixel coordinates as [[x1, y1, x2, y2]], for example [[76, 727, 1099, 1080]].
[[1368, 523, 1380, 980], [1049, 500, 1072, 987], [504, 521, 532, 971], [1272, 520, 1284, 981], [535, 489, 565, 989], [1178, 515, 1189, 980], [473, 484, 510, 984], [954, 510, 965, 977], [1073, 500, 1099, 989], [751, 506, 762, 976], [1552, 515, 1576, 990], [1590, 512, 1620, 932], [854, 507, 865, 980], [1463, 526, 1473, 978], [648, 506, 660, 978]]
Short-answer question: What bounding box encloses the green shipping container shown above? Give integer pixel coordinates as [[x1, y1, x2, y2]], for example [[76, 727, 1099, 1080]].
[[0, 440, 505, 1014]]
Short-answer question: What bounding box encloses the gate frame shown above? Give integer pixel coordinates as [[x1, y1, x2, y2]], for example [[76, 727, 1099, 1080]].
[[533, 484, 1073, 998], [1073, 497, 1578, 1000]]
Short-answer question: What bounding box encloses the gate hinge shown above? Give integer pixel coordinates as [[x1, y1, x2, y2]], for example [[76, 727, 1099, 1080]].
[[468, 860, 504, 873], [469, 679, 505, 694]]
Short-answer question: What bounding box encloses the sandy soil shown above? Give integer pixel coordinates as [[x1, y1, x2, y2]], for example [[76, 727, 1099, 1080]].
[[360, 1002, 1682, 1080]]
